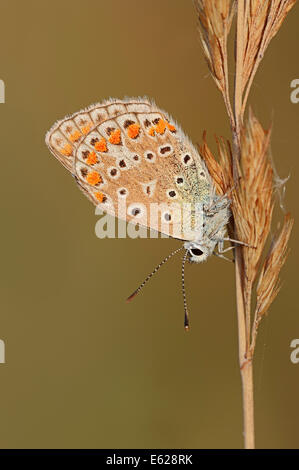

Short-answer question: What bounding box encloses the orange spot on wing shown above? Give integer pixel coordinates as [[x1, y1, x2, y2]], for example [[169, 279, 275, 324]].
[[87, 171, 102, 186], [69, 130, 82, 142], [81, 124, 91, 134], [167, 122, 176, 132], [127, 123, 140, 139], [61, 144, 73, 156], [109, 129, 121, 145], [155, 119, 166, 135], [95, 191, 106, 203], [86, 151, 98, 165], [95, 138, 108, 152], [148, 127, 155, 137]]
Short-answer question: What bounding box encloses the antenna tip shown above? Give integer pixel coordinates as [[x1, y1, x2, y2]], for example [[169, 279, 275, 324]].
[[126, 290, 138, 303]]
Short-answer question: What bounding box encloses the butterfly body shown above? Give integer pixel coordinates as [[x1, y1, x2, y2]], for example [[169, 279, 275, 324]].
[[184, 193, 230, 262]]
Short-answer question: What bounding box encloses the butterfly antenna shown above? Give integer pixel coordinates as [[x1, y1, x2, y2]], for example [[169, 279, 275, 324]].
[[182, 249, 190, 331], [126, 246, 184, 302]]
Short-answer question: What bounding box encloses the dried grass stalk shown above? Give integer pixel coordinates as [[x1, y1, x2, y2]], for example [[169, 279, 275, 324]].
[[252, 214, 294, 350], [232, 110, 273, 286], [199, 131, 227, 196], [194, 0, 296, 449], [194, 0, 235, 126], [242, 0, 297, 115]]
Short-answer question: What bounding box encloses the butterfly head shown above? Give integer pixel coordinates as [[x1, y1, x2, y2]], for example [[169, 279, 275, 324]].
[[184, 241, 214, 263]]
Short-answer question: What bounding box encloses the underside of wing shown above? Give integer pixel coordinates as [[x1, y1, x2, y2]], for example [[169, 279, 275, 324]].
[[46, 97, 215, 240], [45, 98, 152, 172]]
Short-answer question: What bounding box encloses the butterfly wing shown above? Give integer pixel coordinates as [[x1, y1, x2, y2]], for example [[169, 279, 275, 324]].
[[45, 99, 150, 172], [46, 98, 214, 240]]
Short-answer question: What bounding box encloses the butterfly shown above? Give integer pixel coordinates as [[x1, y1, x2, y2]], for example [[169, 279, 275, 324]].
[[46, 97, 246, 329]]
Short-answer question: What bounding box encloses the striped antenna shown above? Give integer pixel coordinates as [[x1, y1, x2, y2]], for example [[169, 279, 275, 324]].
[[126, 246, 184, 302], [182, 249, 190, 331]]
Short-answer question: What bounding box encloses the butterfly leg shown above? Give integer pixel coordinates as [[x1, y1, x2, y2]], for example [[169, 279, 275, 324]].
[[221, 237, 254, 248], [213, 251, 233, 262], [217, 240, 236, 254]]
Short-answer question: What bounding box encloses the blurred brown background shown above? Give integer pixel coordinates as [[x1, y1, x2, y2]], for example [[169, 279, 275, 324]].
[[0, 0, 298, 449]]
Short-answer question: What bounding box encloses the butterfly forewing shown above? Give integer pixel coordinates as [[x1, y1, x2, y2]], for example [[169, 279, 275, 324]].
[[46, 98, 214, 240]]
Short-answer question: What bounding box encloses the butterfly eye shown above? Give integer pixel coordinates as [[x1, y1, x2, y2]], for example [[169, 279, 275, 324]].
[[190, 248, 203, 257]]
